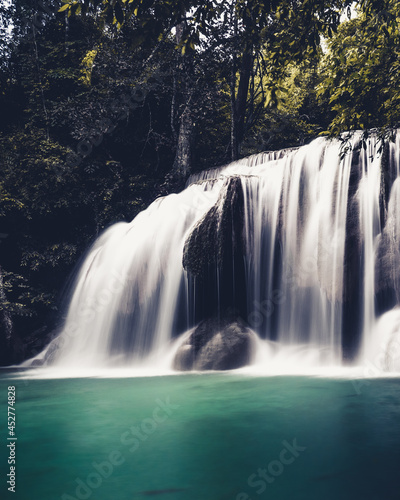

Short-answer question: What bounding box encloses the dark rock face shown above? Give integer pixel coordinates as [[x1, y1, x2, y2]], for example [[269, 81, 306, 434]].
[[183, 176, 245, 276], [342, 146, 364, 361], [173, 316, 256, 371], [375, 144, 400, 314], [375, 221, 400, 315], [182, 176, 247, 322]]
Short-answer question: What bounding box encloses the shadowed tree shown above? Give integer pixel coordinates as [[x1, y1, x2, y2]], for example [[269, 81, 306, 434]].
[[60, 0, 350, 165]]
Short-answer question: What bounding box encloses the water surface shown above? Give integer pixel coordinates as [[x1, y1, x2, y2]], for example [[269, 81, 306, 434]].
[[1, 373, 399, 500]]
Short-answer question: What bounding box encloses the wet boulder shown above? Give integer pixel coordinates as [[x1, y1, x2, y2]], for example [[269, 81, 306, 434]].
[[173, 316, 256, 371], [182, 176, 245, 277], [182, 176, 247, 321]]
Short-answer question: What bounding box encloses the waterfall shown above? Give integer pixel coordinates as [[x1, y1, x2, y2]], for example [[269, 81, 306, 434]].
[[240, 138, 353, 362], [37, 132, 400, 371]]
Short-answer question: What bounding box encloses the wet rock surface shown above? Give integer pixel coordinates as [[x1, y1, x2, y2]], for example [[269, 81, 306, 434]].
[[173, 316, 256, 371]]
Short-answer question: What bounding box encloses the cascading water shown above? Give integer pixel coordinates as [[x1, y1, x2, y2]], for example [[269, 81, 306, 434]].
[[42, 181, 222, 367], [240, 139, 354, 363], [35, 132, 400, 372]]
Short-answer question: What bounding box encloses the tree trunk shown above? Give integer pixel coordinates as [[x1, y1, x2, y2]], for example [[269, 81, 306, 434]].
[[172, 20, 194, 177], [230, 53, 238, 162], [173, 102, 193, 177], [231, 44, 253, 160]]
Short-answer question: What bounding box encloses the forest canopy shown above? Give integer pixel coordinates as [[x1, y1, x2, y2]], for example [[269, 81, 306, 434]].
[[0, 0, 399, 364]]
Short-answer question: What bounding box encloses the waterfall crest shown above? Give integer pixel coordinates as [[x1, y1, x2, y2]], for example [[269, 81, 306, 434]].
[[38, 132, 400, 371]]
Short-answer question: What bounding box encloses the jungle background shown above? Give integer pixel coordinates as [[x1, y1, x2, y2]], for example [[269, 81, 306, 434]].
[[0, 0, 399, 364]]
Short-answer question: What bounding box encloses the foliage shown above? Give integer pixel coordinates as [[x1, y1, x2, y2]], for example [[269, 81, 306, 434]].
[[242, 56, 327, 153], [59, 0, 349, 159], [1, 0, 400, 364], [318, 1, 400, 136], [0, 12, 173, 357]]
